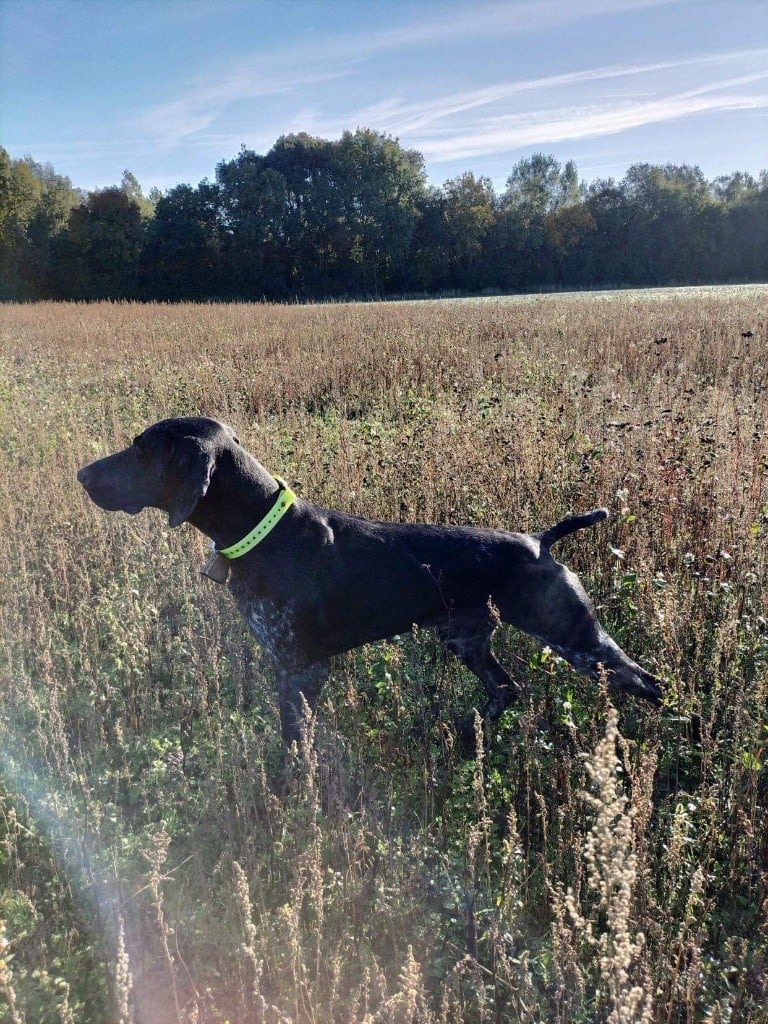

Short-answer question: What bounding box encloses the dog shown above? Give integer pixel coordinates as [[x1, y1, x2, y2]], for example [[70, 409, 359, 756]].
[[78, 416, 663, 747]]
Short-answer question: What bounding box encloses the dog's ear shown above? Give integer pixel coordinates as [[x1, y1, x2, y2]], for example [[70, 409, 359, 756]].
[[167, 437, 216, 528]]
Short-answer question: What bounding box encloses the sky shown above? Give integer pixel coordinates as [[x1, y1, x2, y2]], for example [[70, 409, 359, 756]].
[[1, 0, 766, 196]]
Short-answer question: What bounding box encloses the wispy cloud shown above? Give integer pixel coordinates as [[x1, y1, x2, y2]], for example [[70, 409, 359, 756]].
[[109, 0, 768, 190], [346, 51, 768, 139], [137, 67, 351, 149], [129, 0, 680, 149], [415, 84, 768, 162], [251, 50, 768, 168], [307, 0, 677, 56]]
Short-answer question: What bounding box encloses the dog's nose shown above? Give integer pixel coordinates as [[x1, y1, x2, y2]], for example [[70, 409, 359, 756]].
[[77, 466, 91, 486]]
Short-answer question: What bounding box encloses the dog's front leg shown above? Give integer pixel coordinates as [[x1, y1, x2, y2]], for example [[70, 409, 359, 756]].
[[276, 661, 330, 748]]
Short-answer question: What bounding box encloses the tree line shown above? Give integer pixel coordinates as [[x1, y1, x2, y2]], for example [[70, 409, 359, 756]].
[[1, 128, 766, 301]]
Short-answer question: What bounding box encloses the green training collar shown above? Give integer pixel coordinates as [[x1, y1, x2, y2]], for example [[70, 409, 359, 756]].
[[218, 477, 296, 559]]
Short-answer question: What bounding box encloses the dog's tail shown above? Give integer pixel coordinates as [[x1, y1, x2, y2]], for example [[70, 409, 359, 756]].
[[536, 507, 609, 550]]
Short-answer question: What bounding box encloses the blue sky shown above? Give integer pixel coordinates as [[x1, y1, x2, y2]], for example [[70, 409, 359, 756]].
[[2, 0, 766, 195]]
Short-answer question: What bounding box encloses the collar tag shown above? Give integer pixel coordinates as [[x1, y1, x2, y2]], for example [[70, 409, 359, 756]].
[[201, 548, 231, 585]]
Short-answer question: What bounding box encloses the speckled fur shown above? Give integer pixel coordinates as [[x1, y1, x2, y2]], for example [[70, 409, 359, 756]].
[[229, 577, 331, 742], [236, 593, 296, 667]]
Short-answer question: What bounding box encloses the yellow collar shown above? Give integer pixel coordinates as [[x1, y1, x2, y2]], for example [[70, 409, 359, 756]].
[[218, 477, 296, 559]]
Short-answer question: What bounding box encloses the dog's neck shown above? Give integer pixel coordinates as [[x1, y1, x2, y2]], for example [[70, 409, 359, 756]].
[[187, 448, 289, 551]]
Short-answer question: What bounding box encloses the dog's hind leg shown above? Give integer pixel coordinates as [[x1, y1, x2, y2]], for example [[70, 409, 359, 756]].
[[439, 620, 522, 749]]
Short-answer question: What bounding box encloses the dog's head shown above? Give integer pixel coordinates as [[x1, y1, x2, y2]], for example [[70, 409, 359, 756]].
[[77, 417, 238, 527]]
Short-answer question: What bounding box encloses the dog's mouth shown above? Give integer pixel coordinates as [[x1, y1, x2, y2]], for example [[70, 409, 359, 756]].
[[85, 493, 145, 516], [98, 493, 145, 515], [77, 476, 145, 516]]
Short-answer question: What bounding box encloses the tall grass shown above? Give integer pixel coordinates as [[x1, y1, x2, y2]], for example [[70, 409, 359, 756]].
[[1, 287, 767, 1022]]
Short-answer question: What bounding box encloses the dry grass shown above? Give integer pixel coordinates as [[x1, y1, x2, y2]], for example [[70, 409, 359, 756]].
[[1, 285, 767, 1022]]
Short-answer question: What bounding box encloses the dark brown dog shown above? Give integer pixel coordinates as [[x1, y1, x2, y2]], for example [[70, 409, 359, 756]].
[[78, 417, 662, 746]]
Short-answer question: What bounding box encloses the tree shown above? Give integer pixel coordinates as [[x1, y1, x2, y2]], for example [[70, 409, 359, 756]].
[[496, 155, 582, 287], [0, 149, 80, 297], [544, 203, 597, 285], [141, 181, 222, 299], [334, 129, 427, 294], [0, 149, 43, 295], [441, 172, 495, 290], [711, 171, 758, 205], [718, 170, 768, 281], [120, 170, 157, 218], [54, 188, 145, 298], [503, 154, 580, 218], [216, 146, 297, 296], [621, 163, 716, 282], [263, 133, 339, 294], [0, 149, 42, 234], [3, 137, 767, 299], [215, 129, 427, 298], [583, 179, 637, 285]]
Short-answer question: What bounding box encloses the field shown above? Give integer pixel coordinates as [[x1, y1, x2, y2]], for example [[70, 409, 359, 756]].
[[1, 286, 767, 1023]]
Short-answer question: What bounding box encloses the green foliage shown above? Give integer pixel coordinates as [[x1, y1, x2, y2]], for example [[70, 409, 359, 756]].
[[503, 152, 581, 217], [53, 188, 145, 299], [214, 128, 427, 298], [0, 148, 81, 299], [1, 137, 767, 300], [142, 181, 223, 299]]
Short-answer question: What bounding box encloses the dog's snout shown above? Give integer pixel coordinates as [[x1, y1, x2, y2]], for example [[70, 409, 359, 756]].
[[77, 465, 92, 487]]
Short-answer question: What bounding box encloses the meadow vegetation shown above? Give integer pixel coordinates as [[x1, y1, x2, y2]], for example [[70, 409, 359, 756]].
[[0, 286, 767, 1022]]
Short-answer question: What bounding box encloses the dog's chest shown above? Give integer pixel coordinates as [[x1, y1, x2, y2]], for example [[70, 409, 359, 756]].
[[234, 591, 297, 664]]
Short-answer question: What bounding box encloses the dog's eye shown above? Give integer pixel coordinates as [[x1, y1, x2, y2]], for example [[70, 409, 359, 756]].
[[233, 436, 240, 445]]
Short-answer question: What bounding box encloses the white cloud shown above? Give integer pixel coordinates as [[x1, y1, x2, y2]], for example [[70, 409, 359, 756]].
[[237, 52, 768, 166], [111, 0, 767, 189], [134, 68, 351, 149], [128, 0, 682, 150], [314, 0, 677, 55], [346, 51, 768, 138], [414, 86, 768, 162]]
